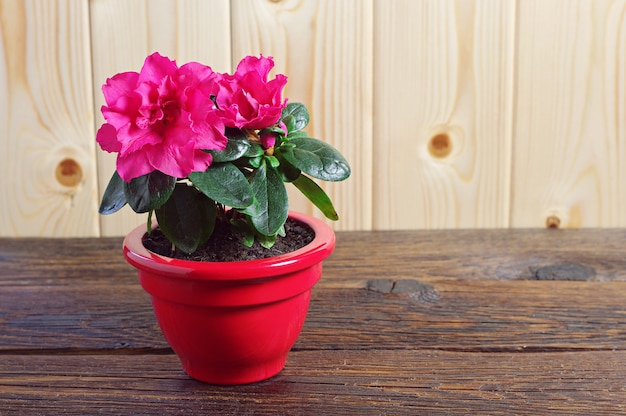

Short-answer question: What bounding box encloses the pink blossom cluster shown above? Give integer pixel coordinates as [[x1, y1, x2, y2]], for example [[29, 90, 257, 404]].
[[96, 53, 288, 182]]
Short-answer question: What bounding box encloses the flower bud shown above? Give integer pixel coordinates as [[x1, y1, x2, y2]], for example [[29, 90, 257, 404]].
[[260, 132, 276, 149]]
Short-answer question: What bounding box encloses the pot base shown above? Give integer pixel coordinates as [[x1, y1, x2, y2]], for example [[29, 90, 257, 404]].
[[181, 354, 288, 385]]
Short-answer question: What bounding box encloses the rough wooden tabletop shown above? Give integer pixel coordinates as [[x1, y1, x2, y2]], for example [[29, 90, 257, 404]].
[[1, 229, 626, 415]]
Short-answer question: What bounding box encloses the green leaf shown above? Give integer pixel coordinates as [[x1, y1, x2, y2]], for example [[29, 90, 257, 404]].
[[278, 137, 351, 182], [285, 131, 309, 141], [292, 175, 339, 220], [147, 211, 154, 233], [281, 102, 309, 132], [261, 125, 287, 136], [99, 171, 127, 214], [245, 160, 289, 236], [248, 155, 262, 169], [244, 143, 264, 158], [281, 116, 296, 136], [265, 155, 280, 168], [124, 171, 176, 213], [188, 163, 254, 209], [257, 233, 278, 249], [275, 152, 301, 182], [229, 218, 256, 247], [210, 135, 250, 163], [155, 184, 216, 254]]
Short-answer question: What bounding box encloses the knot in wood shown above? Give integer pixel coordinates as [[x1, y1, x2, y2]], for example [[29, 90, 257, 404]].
[[55, 158, 83, 187], [428, 133, 452, 158], [531, 263, 596, 281]]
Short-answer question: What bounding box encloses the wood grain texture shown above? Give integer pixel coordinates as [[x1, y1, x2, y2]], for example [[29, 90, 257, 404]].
[[2, 230, 626, 414], [2, 229, 626, 352], [89, 0, 232, 236], [230, 0, 374, 231], [373, 0, 515, 229], [1, 350, 625, 415], [3, 278, 626, 353], [512, 0, 626, 228], [5, 0, 626, 237], [0, 0, 98, 237]]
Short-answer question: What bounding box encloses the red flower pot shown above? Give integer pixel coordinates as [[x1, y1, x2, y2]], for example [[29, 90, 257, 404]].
[[123, 211, 335, 385]]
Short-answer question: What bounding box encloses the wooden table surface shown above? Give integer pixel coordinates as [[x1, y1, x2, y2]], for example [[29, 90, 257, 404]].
[[1, 229, 626, 415]]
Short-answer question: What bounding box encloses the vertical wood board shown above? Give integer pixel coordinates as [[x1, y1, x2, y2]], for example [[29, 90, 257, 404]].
[[512, 0, 626, 228], [373, 0, 515, 229], [0, 0, 98, 237]]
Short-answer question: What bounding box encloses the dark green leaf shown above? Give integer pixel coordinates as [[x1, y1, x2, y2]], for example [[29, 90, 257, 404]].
[[124, 171, 176, 213], [155, 184, 216, 254], [282, 115, 296, 135], [244, 143, 264, 158], [265, 155, 280, 168], [292, 175, 339, 220], [147, 211, 154, 233], [248, 155, 262, 168], [261, 125, 287, 136], [276, 152, 301, 182], [285, 131, 309, 141], [99, 171, 127, 214], [210, 135, 250, 163], [245, 160, 289, 236], [278, 137, 351, 182], [281, 102, 309, 132], [188, 163, 254, 209], [229, 218, 256, 247]]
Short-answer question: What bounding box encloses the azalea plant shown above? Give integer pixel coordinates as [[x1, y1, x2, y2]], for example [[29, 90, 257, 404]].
[[97, 52, 350, 254]]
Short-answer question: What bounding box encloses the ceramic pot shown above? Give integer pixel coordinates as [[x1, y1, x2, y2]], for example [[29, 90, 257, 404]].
[[122, 211, 335, 385]]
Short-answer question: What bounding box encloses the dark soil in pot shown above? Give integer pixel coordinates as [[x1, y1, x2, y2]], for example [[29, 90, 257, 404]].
[[142, 217, 315, 262]]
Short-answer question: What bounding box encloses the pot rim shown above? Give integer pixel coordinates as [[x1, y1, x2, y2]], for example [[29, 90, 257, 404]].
[[123, 211, 335, 281]]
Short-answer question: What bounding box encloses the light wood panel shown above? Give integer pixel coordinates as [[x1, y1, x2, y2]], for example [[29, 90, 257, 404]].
[[230, 0, 374, 231], [0, 0, 98, 236], [512, 0, 626, 228], [373, 0, 515, 229], [4, 0, 626, 237], [89, 0, 232, 236]]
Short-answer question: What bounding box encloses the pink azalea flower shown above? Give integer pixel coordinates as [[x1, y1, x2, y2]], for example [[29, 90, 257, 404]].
[[96, 52, 227, 182], [214, 55, 288, 130]]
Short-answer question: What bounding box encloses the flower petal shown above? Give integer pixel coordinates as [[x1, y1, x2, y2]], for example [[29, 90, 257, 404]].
[[96, 123, 122, 153]]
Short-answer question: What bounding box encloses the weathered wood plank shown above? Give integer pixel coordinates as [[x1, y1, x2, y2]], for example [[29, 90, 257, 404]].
[[1, 231, 625, 414], [1, 231, 625, 356], [0, 237, 131, 285], [328, 228, 626, 283], [2, 228, 626, 286], [2, 277, 626, 352], [0, 350, 624, 415], [0, 284, 164, 351]]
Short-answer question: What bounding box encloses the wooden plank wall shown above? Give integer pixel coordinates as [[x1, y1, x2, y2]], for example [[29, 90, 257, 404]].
[[1, 0, 626, 237]]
